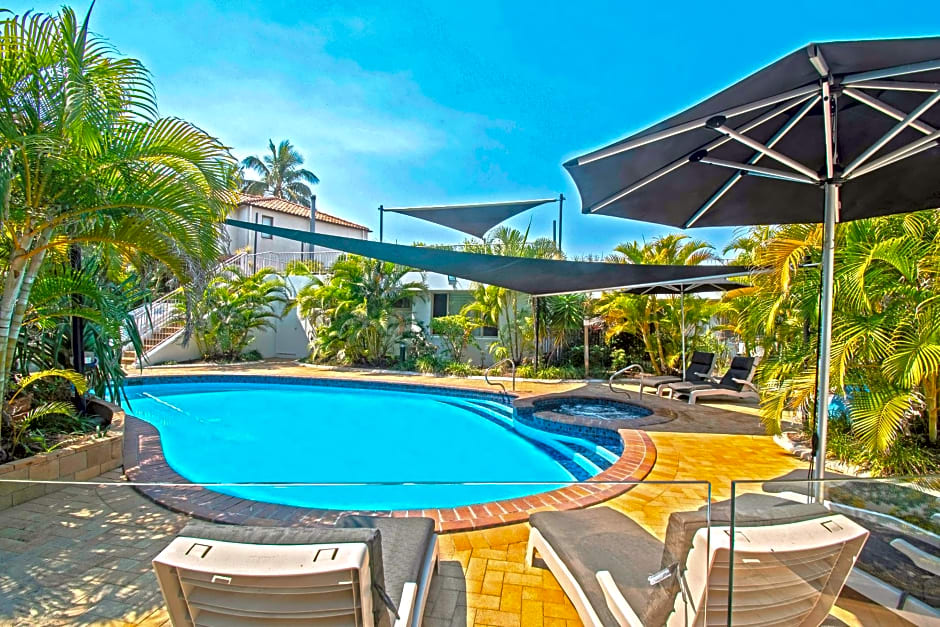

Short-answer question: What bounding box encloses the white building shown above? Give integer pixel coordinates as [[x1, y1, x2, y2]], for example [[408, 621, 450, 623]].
[[225, 194, 371, 258]]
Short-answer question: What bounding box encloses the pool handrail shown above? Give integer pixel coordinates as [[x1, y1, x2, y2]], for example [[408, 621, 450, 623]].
[[485, 358, 516, 399], [608, 364, 644, 398]]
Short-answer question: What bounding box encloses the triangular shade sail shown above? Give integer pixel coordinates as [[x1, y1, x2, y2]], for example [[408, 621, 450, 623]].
[[383, 199, 556, 238], [228, 219, 750, 296]]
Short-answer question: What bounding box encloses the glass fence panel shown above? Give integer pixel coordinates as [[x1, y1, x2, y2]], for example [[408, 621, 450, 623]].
[[729, 475, 940, 627], [0, 478, 712, 626]]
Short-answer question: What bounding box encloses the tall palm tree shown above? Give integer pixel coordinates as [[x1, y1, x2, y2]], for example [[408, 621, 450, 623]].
[[598, 235, 720, 374], [241, 139, 319, 206], [0, 6, 237, 422]]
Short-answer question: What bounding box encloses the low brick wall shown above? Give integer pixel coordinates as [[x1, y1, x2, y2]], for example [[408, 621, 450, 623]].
[[0, 398, 124, 511]]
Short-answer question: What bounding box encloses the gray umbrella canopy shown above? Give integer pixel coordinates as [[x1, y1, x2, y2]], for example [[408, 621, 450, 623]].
[[227, 219, 749, 297], [383, 198, 557, 239], [564, 38, 940, 479]]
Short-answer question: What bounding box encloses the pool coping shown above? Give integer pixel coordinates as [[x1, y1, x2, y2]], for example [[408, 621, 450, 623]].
[[121, 374, 658, 532]]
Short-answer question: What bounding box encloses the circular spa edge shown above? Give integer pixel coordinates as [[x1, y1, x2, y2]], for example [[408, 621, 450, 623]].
[[122, 374, 658, 532]]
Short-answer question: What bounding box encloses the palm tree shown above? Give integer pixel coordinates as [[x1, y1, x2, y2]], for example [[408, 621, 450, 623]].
[[241, 139, 319, 206], [727, 211, 940, 451], [0, 7, 236, 423], [185, 266, 291, 361], [597, 235, 720, 374], [461, 226, 560, 363], [297, 256, 426, 365]]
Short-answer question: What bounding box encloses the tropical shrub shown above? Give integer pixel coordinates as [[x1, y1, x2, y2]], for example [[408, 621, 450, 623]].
[[430, 315, 480, 362], [297, 256, 426, 366], [185, 267, 290, 361], [597, 235, 722, 374], [462, 227, 558, 364], [728, 212, 940, 455]]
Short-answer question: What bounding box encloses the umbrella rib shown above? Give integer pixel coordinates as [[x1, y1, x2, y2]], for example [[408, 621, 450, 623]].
[[585, 93, 817, 214], [846, 79, 940, 93], [576, 84, 819, 165], [712, 123, 821, 180], [684, 95, 820, 227], [696, 156, 818, 184], [843, 58, 940, 84], [846, 128, 940, 180], [842, 89, 940, 177], [841, 88, 937, 135]]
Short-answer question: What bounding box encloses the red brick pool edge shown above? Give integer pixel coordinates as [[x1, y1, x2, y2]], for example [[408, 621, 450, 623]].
[[123, 416, 656, 533]]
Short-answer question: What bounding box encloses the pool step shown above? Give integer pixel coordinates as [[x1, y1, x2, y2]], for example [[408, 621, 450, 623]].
[[445, 399, 611, 477]]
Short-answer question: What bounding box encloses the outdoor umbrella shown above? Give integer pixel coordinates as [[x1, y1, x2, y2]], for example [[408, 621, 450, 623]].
[[563, 38, 940, 478], [621, 279, 748, 380]]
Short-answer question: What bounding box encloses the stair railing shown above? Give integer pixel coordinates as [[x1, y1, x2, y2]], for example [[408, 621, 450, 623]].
[[608, 364, 645, 398], [484, 358, 516, 402]]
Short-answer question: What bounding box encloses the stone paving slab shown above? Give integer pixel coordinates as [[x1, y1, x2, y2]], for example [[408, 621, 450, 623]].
[[0, 365, 885, 626]]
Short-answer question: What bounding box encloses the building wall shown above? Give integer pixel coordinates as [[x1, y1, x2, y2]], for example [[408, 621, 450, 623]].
[[224, 204, 369, 257]]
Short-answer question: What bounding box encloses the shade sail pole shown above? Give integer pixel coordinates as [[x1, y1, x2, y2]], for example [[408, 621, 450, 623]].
[[378, 205, 384, 242], [557, 193, 565, 253], [814, 183, 839, 481]]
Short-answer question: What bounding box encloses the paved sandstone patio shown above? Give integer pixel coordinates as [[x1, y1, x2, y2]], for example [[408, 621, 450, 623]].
[[0, 363, 899, 626]]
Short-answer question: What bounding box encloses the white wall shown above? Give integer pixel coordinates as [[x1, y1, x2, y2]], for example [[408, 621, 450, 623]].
[[224, 204, 369, 258]]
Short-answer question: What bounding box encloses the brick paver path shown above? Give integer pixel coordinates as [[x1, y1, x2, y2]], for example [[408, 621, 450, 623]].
[[0, 364, 887, 626]]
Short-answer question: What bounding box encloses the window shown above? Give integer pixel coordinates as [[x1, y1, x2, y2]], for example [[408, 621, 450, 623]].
[[480, 325, 498, 338], [392, 297, 412, 309], [432, 293, 448, 319], [260, 215, 274, 239]]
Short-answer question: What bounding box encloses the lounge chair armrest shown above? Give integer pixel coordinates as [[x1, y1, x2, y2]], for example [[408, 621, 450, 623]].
[[596, 571, 643, 627], [394, 582, 417, 627], [731, 378, 759, 393], [694, 372, 718, 382]]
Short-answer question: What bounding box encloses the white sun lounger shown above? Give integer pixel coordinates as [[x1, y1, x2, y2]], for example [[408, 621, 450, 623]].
[[527, 497, 868, 626], [153, 516, 438, 626]]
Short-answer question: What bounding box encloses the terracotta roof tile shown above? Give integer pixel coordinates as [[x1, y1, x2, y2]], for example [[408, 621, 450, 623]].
[[238, 194, 371, 232]]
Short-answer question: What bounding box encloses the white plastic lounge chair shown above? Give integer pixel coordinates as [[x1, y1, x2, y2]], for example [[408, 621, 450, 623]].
[[527, 495, 868, 626], [662, 355, 758, 404], [153, 515, 438, 627], [612, 352, 716, 396]]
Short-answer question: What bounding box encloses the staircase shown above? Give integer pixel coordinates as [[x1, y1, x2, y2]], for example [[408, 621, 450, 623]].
[[121, 322, 184, 368]]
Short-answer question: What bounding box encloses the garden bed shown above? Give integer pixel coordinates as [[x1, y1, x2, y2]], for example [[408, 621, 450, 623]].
[[0, 398, 124, 511]]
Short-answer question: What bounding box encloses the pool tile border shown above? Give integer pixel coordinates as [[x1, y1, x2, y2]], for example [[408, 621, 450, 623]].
[[122, 375, 657, 532]]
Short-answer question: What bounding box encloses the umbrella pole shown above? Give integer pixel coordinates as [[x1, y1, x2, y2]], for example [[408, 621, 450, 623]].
[[813, 182, 839, 482], [680, 288, 686, 381]]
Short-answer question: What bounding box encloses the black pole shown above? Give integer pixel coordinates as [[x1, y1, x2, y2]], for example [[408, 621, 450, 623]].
[[379, 205, 384, 242], [557, 193, 565, 254], [552, 220, 557, 248], [69, 245, 86, 411], [534, 297, 540, 370]]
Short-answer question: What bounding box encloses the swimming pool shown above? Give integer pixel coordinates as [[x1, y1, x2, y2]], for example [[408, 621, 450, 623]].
[[125, 379, 601, 510]]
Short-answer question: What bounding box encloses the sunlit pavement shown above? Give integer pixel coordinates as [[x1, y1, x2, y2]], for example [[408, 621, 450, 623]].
[[1, 363, 888, 626]]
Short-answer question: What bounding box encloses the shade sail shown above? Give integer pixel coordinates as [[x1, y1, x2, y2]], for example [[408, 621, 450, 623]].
[[227, 219, 749, 296], [383, 199, 556, 238], [565, 38, 940, 227], [562, 38, 940, 481]]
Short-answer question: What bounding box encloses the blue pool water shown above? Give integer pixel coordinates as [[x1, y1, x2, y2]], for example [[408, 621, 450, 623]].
[[126, 381, 578, 509]]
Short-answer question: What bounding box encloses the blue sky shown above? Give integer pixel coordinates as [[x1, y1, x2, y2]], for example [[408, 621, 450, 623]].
[[9, 1, 940, 255]]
